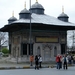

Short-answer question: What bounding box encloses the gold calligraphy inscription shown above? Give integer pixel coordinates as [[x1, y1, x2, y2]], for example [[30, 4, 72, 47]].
[[36, 37, 58, 43]]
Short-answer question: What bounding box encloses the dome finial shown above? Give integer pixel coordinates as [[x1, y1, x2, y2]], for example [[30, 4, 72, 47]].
[[36, 0, 38, 3], [24, 1, 26, 8], [62, 6, 64, 13], [12, 11, 14, 17]]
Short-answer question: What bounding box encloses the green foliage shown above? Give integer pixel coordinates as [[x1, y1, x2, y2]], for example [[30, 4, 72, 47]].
[[1, 48, 9, 54]]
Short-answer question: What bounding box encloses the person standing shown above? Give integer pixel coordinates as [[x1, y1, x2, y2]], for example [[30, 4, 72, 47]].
[[30, 55, 34, 66], [56, 54, 61, 69], [35, 55, 39, 70], [38, 55, 42, 68], [62, 54, 68, 70], [59, 54, 62, 69]]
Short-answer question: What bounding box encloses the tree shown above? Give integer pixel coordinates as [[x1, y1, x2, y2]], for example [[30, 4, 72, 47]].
[[1, 48, 9, 54], [0, 32, 8, 51], [68, 30, 75, 48]]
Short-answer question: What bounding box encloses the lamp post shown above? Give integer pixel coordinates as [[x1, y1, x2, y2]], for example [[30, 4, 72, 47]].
[[29, 0, 33, 66], [29, 0, 32, 55], [73, 30, 75, 51]]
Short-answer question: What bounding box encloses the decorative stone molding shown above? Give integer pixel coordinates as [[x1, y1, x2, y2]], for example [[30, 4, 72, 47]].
[[42, 44, 52, 50]]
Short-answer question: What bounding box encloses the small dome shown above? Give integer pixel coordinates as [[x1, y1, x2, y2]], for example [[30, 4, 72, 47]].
[[58, 12, 69, 18], [31, 2, 44, 9], [58, 12, 69, 22], [19, 8, 31, 19], [8, 11, 17, 24], [30, 1, 44, 14], [8, 16, 17, 24], [8, 16, 17, 21], [19, 8, 30, 14]]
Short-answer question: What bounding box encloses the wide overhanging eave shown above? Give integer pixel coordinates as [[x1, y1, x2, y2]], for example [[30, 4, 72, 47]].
[[0, 23, 75, 32]]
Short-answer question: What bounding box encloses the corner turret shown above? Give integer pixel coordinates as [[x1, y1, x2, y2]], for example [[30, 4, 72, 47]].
[[8, 11, 17, 24], [57, 6, 69, 22]]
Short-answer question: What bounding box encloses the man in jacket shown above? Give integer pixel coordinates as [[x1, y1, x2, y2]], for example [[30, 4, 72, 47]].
[[62, 54, 68, 69]]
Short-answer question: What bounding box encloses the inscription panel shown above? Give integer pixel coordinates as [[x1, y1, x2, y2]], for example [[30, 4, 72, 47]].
[[36, 36, 58, 43]]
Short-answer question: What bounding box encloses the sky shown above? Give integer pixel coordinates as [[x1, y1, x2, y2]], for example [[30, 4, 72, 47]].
[[0, 0, 75, 47]]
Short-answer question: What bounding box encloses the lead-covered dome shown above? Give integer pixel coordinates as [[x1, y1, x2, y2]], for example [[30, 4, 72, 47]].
[[8, 16, 17, 21], [19, 2, 31, 19], [31, 2, 44, 9], [8, 12, 17, 24], [19, 8, 31, 19], [57, 6, 69, 22], [30, 1, 44, 14], [58, 12, 69, 18], [58, 12, 69, 22], [20, 8, 30, 14]]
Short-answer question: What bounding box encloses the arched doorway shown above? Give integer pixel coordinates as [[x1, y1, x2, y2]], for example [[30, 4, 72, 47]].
[[44, 47, 51, 61], [43, 44, 52, 61]]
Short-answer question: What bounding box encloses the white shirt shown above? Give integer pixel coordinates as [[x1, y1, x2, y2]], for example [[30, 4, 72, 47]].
[[39, 57, 42, 62]]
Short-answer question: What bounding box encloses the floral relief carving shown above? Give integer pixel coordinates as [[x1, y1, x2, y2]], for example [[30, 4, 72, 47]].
[[43, 44, 52, 50]]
